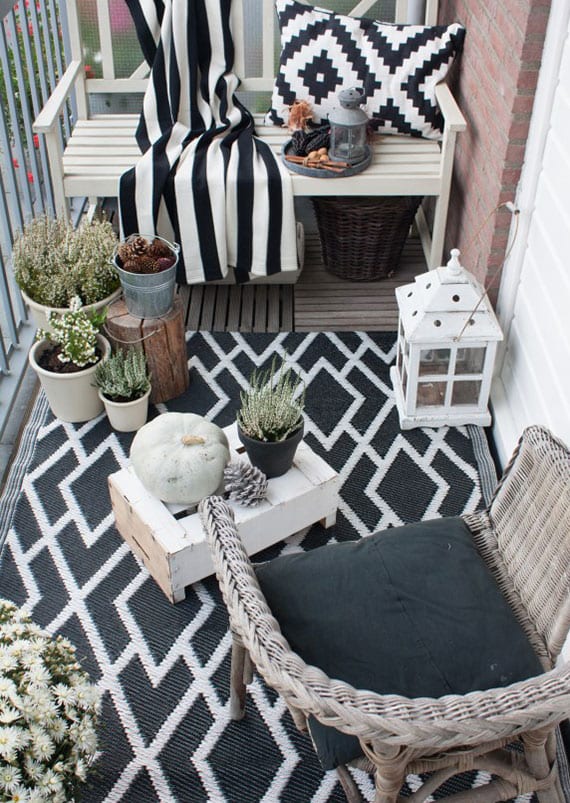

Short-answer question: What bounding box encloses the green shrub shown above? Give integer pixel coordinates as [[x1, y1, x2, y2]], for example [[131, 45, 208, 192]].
[[13, 215, 119, 308], [94, 349, 151, 402], [237, 356, 305, 442]]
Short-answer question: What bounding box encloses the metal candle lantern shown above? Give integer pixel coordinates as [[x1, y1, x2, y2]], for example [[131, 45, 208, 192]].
[[328, 88, 368, 165], [390, 249, 503, 429]]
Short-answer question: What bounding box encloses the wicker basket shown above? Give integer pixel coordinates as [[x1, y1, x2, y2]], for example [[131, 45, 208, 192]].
[[312, 196, 422, 281]]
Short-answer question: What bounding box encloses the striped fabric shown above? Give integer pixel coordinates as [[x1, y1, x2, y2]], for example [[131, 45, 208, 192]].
[[119, 0, 298, 284]]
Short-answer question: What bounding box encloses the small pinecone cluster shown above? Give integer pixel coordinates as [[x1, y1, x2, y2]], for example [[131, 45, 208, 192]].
[[224, 461, 268, 507], [117, 235, 176, 275]]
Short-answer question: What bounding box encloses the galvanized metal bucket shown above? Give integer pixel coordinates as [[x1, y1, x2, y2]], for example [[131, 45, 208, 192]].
[[112, 234, 180, 319]]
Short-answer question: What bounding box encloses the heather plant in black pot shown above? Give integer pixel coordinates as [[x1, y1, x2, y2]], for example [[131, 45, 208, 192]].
[[237, 356, 305, 478]]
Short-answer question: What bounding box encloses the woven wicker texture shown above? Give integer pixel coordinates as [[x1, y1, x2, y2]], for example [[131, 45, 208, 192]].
[[200, 426, 570, 803], [311, 196, 422, 281]]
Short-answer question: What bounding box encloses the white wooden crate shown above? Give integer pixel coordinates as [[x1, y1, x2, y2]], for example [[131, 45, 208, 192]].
[[108, 423, 340, 603]]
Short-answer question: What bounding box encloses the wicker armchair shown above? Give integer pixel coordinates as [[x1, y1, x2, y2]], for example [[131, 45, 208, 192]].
[[199, 426, 570, 803]]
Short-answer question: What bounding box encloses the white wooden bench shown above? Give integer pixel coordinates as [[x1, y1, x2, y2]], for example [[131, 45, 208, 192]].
[[33, 0, 466, 272]]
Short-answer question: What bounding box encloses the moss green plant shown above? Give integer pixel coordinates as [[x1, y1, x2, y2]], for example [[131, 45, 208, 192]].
[[237, 356, 305, 442], [13, 215, 119, 308], [94, 349, 151, 402]]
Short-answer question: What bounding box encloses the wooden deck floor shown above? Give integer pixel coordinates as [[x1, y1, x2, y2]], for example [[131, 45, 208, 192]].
[[178, 202, 426, 333]]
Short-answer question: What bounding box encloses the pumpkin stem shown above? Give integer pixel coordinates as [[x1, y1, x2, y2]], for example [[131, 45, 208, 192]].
[[181, 434, 206, 446]]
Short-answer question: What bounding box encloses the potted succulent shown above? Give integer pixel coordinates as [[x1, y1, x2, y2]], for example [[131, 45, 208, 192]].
[[0, 599, 101, 799], [112, 233, 180, 319], [29, 296, 111, 422], [94, 348, 152, 432], [12, 214, 121, 330], [237, 356, 305, 478]]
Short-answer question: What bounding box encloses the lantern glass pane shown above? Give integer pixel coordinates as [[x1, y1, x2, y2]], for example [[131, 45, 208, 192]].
[[416, 381, 447, 407], [330, 124, 367, 163], [451, 380, 482, 406], [419, 349, 450, 375], [455, 347, 486, 375], [402, 365, 408, 398]]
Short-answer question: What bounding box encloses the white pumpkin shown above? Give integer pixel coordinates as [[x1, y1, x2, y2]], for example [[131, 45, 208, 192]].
[[130, 413, 230, 504]]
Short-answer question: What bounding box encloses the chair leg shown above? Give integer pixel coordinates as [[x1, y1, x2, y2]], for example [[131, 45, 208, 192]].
[[230, 632, 248, 720], [372, 748, 408, 803], [522, 729, 563, 803], [337, 765, 365, 803]]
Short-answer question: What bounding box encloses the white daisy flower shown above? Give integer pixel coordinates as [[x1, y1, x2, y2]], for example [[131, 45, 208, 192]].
[[0, 765, 23, 793]]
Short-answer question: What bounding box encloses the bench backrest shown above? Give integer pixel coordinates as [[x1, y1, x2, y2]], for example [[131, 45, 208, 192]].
[[69, 0, 439, 104]]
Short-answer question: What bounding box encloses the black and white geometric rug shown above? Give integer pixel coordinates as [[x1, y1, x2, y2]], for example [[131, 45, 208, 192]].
[[0, 331, 547, 802]]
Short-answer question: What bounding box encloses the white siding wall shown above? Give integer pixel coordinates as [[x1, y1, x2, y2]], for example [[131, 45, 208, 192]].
[[492, 1, 570, 466]]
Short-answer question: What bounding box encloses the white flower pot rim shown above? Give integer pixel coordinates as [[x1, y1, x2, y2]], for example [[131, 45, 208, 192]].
[[97, 387, 151, 407], [30, 334, 109, 379], [21, 286, 122, 316]]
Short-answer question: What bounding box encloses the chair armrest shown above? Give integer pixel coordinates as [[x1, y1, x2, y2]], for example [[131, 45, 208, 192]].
[[436, 83, 467, 132], [33, 60, 83, 133]]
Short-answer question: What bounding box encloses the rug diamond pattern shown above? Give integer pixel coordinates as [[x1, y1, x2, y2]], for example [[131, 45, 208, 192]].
[[0, 332, 499, 802]]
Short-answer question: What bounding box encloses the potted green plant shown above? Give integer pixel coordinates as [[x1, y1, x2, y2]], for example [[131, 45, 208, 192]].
[[29, 296, 111, 422], [12, 214, 121, 329], [94, 348, 152, 432], [237, 356, 305, 478], [0, 600, 100, 798]]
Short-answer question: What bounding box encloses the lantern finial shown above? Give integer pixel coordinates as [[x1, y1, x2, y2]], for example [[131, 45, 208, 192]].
[[446, 248, 462, 277]]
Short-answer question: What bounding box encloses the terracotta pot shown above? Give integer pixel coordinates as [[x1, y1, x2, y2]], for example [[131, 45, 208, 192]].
[[237, 420, 304, 478], [21, 288, 122, 332], [29, 334, 111, 423], [98, 387, 151, 433]]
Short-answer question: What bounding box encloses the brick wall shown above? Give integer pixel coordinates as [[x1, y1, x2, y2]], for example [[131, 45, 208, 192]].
[[437, 0, 550, 301]]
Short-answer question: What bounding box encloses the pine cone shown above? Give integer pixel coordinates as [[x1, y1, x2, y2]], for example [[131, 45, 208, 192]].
[[135, 255, 159, 274], [121, 259, 142, 273], [155, 256, 176, 272], [121, 255, 157, 274], [117, 235, 149, 265], [130, 235, 149, 256], [148, 238, 173, 259], [224, 461, 268, 507]]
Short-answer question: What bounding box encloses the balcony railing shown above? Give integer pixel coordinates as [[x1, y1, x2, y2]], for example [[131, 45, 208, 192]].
[[0, 0, 70, 436]]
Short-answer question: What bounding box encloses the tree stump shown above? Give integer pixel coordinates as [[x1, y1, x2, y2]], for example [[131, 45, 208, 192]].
[[105, 297, 189, 404]]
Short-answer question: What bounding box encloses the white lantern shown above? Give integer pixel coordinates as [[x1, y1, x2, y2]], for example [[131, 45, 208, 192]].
[[390, 249, 503, 429]]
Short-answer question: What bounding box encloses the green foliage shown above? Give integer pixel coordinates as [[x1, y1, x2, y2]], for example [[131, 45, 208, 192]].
[[37, 297, 106, 369], [13, 215, 119, 308], [237, 356, 305, 442], [94, 349, 151, 402]]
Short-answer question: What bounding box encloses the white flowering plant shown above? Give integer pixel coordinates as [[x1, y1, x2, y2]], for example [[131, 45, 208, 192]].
[[12, 215, 119, 309], [0, 600, 100, 801], [37, 297, 107, 370]]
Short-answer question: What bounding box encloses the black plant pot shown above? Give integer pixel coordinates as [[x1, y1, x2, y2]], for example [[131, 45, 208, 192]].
[[237, 421, 304, 479]]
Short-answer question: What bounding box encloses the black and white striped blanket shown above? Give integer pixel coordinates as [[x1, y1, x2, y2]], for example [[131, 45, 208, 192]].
[[119, 0, 298, 284]]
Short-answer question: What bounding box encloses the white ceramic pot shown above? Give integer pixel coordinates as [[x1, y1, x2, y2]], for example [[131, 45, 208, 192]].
[[21, 288, 122, 332], [29, 334, 111, 423], [98, 387, 151, 432]]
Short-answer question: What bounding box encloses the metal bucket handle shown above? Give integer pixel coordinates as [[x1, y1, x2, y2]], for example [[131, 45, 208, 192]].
[[111, 233, 180, 266]]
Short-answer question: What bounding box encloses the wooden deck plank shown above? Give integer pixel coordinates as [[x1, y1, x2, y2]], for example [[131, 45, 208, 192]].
[[186, 286, 204, 331], [226, 287, 242, 330], [213, 285, 229, 331], [253, 285, 268, 333], [267, 286, 280, 332], [240, 285, 255, 331]]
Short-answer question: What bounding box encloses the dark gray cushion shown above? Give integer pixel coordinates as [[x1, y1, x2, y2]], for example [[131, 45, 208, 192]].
[[255, 518, 543, 770]]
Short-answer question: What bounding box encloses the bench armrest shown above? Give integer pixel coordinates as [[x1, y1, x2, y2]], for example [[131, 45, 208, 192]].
[[436, 83, 467, 133], [33, 60, 83, 133]]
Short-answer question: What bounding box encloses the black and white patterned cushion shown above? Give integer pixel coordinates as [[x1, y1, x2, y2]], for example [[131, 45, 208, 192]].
[[266, 0, 465, 140]]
